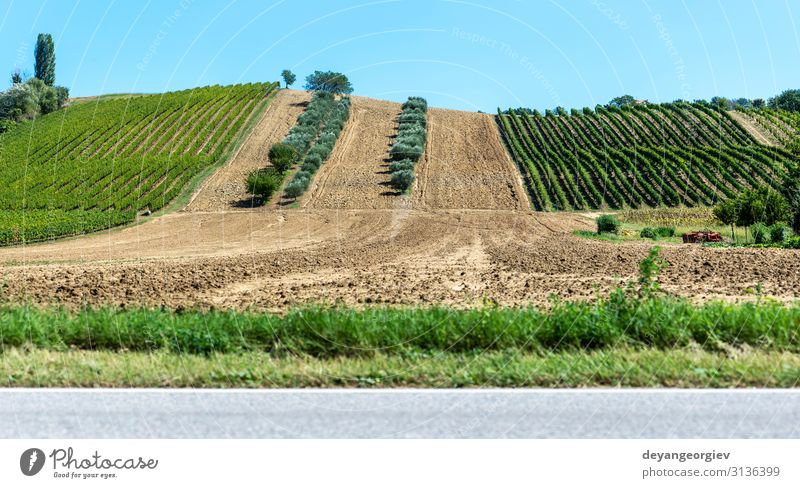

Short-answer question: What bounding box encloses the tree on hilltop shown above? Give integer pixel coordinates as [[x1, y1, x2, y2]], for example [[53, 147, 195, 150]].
[[34, 33, 56, 86], [608, 95, 635, 108], [304, 71, 353, 95], [281, 70, 296, 88]]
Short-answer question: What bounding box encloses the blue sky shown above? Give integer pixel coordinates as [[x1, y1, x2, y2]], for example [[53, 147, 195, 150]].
[[1, 0, 799, 111]]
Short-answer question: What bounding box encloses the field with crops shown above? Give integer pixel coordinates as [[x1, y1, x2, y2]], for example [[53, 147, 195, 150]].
[[0, 82, 278, 244], [736, 108, 800, 145], [497, 102, 795, 210]]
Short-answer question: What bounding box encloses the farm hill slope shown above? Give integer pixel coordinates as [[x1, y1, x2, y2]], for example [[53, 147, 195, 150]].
[[0, 82, 278, 244], [3, 92, 800, 311], [497, 103, 794, 211], [302, 96, 528, 210], [732, 108, 800, 146], [186, 89, 311, 212]]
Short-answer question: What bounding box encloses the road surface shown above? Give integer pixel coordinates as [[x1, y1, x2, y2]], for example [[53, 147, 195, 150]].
[[1, 389, 798, 438]]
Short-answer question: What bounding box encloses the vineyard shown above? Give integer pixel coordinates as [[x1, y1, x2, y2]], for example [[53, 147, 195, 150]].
[[0, 82, 278, 244], [737, 108, 800, 145], [497, 102, 796, 210]]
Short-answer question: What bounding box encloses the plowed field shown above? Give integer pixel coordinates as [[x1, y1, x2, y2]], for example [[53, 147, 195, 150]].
[[2, 94, 799, 310]]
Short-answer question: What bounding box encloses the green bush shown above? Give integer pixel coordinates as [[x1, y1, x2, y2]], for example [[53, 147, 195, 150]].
[[784, 236, 800, 249], [640, 227, 657, 239], [294, 170, 312, 182], [390, 169, 415, 192], [304, 153, 322, 169], [268, 142, 297, 173], [390, 142, 423, 160], [655, 226, 675, 238], [284, 179, 307, 200], [389, 159, 414, 173], [596, 214, 620, 234], [769, 224, 788, 243], [752, 223, 769, 244], [246, 168, 282, 201], [300, 161, 319, 173]]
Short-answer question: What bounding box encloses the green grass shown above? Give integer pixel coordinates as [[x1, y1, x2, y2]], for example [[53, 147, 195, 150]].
[[2, 295, 799, 356], [3, 348, 798, 388]]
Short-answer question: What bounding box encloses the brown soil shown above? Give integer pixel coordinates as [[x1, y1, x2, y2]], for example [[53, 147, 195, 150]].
[[2, 94, 800, 311], [415, 109, 529, 210], [729, 111, 777, 146], [185, 90, 310, 212], [303, 96, 403, 209]]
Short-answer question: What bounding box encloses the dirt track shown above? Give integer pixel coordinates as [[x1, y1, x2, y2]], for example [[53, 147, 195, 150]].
[[2, 93, 800, 310], [415, 109, 529, 210], [729, 111, 775, 146], [186, 90, 311, 211], [303, 97, 403, 209]]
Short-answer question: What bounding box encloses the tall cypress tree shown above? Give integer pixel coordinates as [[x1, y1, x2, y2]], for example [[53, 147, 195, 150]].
[[34, 33, 56, 86]]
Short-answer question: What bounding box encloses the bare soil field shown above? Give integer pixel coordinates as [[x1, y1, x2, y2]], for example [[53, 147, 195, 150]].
[[415, 109, 529, 210], [2, 95, 800, 310], [303, 96, 404, 209]]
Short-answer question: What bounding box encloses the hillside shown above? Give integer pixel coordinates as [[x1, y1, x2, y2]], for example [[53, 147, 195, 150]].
[[734, 108, 800, 145], [4, 96, 800, 312], [0, 82, 278, 244], [497, 103, 794, 210]]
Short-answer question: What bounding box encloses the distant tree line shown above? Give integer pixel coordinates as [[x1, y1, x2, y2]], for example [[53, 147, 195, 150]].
[[598, 89, 800, 113]]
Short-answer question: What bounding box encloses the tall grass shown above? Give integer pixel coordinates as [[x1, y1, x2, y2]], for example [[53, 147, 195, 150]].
[[1, 298, 798, 356]]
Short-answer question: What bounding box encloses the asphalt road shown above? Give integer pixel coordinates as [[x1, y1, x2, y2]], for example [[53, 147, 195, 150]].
[[1, 389, 798, 438]]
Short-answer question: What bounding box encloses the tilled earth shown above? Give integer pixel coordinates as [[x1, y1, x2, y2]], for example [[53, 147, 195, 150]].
[[2, 95, 799, 310], [3, 209, 799, 311]]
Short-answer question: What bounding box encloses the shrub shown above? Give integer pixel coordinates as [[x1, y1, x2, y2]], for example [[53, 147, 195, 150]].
[[769, 224, 788, 244], [309, 143, 332, 161], [268, 143, 297, 173], [246, 168, 281, 201], [304, 153, 322, 169], [596, 214, 620, 234], [0, 119, 16, 134], [284, 179, 306, 200], [752, 223, 768, 244], [655, 226, 675, 238], [301, 161, 319, 173], [402, 97, 427, 111], [640, 227, 657, 239], [784, 236, 800, 249], [399, 112, 426, 125], [390, 142, 424, 160], [389, 159, 414, 173], [294, 170, 312, 182], [390, 169, 415, 192]]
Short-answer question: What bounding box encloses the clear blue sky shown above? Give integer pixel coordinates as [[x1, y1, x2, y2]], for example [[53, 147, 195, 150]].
[[1, 0, 799, 111]]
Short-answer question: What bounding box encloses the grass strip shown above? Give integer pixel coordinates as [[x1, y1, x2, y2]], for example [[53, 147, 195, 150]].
[[3, 348, 799, 388], [1, 296, 799, 356]]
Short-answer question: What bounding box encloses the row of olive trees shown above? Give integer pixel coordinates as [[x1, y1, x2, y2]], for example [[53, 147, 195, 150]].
[[388, 97, 428, 192], [247, 71, 353, 204]]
